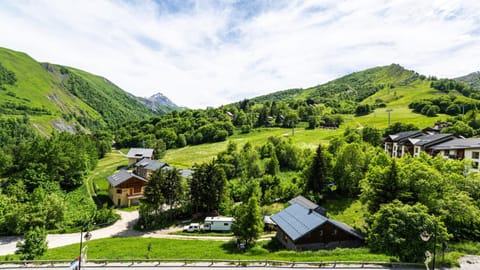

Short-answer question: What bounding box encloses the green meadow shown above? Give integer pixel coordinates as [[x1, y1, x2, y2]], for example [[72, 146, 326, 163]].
[[37, 238, 393, 262]]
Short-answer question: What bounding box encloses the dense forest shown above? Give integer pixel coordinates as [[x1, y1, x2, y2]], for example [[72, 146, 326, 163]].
[[0, 118, 115, 235]]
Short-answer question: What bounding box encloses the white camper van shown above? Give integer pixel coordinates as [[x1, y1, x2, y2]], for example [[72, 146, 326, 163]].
[[202, 216, 235, 232]]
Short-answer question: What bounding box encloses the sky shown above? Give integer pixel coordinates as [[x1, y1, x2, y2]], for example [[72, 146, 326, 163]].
[[0, 0, 479, 108]]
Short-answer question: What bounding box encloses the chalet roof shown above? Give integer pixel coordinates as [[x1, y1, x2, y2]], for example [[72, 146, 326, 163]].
[[386, 130, 423, 142], [162, 166, 194, 178], [289, 195, 318, 209], [271, 197, 364, 242], [179, 169, 194, 178], [263, 215, 276, 225], [134, 158, 167, 171], [288, 195, 327, 216], [407, 133, 454, 147], [126, 148, 154, 159], [107, 170, 147, 187], [271, 203, 328, 241], [431, 138, 480, 150]]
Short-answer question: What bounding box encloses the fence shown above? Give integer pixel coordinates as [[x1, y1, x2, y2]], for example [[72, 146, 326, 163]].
[[0, 258, 423, 269]]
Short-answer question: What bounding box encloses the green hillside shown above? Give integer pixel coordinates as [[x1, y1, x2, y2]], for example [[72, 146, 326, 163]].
[[456, 71, 480, 91], [0, 47, 156, 133], [252, 64, 418, 110]]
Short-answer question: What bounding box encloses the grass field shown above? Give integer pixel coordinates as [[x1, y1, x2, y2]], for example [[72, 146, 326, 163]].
[[164, 106, 442, 169], [87, 150, 128, 206], [37, 238, 394, 262]]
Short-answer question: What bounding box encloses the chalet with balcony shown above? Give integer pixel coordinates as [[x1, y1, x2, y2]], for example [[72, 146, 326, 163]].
[[384, 130, 423, 158], [126, 148, 154, 166], [108, 170, 147, 207], [134, 158, 168, 179], [271, 196, 364, 251], [431, 138, 480, 171], [403, 133, 455, 157]]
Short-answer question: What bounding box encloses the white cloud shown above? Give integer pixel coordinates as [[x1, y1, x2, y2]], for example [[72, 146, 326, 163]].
[[0, 0, 479, 108]]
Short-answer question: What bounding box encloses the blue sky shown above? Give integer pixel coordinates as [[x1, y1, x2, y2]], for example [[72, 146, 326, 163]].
[[0, 0, 479, 108]]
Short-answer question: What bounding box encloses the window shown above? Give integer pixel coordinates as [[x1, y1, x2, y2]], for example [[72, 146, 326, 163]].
[[116, 189, 122, 194], [443, 150, 449, 157], [134, 186, 142, 193], [473, 162, 479, 169], [415, 147, 419, 153], [319, 230, 323, 236], [332, 229, 337, 235], [224, 223, 229, 226], [473, 152, 480, 159]]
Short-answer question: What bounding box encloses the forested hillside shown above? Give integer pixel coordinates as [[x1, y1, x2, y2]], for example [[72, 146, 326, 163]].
[[0, 47, 160, 133], [456, 71, 480, 91], [252, 64, 418, 113], [0, 118, 116, 236]]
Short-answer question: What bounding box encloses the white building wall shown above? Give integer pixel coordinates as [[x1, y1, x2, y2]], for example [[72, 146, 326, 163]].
[[413, 146, 421, 157], [465, 149, 480, 172]]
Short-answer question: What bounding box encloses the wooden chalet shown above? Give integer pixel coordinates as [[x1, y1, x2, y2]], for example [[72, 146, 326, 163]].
[[271, 196, 364, 251], [108, 170, 147, 207]]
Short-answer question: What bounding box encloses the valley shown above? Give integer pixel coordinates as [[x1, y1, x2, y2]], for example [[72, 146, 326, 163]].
[[1, 47, 480, 269]]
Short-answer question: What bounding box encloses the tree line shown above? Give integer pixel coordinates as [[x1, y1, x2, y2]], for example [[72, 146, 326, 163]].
[[0, 118, 116, 237], [138, 122, 480, 261]]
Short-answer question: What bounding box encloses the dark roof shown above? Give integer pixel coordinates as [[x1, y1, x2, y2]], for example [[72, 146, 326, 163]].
[[271, 203, 328, 241], [134, 158, 167, 171], [408, 133, 454, 147], [289, 195, 319, 209], [107, 170, 147, 187], [431, 138, 480, 150], [387, 130, 423, 142], [271, 197, 364, 242], [288, 195, 327, 216], [126, 148, 154, 159]]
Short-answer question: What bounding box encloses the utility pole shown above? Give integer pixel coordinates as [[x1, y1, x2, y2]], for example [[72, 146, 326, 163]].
[[386, 109, 393, 128]]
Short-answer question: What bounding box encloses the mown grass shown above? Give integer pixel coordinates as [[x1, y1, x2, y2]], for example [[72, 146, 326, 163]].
[[88, 150, 128, 206], [36, 238, 394, 262], [164, 127, 341, 168], [322, 197, 366, 232]]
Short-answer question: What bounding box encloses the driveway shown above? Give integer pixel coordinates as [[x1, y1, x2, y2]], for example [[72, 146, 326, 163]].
[[0, 211, 264, 256], [0, 211, 140, 256]]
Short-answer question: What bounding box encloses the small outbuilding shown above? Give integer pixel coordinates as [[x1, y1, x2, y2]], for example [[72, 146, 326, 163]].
[[271, 196, 364, 251]]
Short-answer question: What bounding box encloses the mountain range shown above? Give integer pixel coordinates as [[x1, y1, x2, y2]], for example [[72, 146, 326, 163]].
[[1, 46, 479, 133], [0, 47, 180, 133]]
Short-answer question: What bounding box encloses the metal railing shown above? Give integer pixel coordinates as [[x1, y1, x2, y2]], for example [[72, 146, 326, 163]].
[[0, 258, 423, 268]]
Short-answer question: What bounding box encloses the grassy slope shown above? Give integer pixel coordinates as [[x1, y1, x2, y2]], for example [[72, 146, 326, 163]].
[[0, 47, 155, 132], [0, 48, 103, 132], [164, 127, 342, 168]]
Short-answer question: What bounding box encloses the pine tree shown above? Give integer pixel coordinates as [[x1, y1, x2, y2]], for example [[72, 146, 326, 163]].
[[305, 144, 329, 195]]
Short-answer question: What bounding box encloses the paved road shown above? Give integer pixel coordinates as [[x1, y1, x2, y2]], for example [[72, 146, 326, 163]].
[[0, 211, 270, 256], [0, 211, 141, 256], [0, 262, 424, 270]]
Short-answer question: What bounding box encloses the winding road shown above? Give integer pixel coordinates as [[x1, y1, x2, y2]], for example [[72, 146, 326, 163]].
[[0, 211, 237, 256]]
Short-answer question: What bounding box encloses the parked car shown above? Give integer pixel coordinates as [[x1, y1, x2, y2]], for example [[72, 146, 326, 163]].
[[182, 223, 200, 232]]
